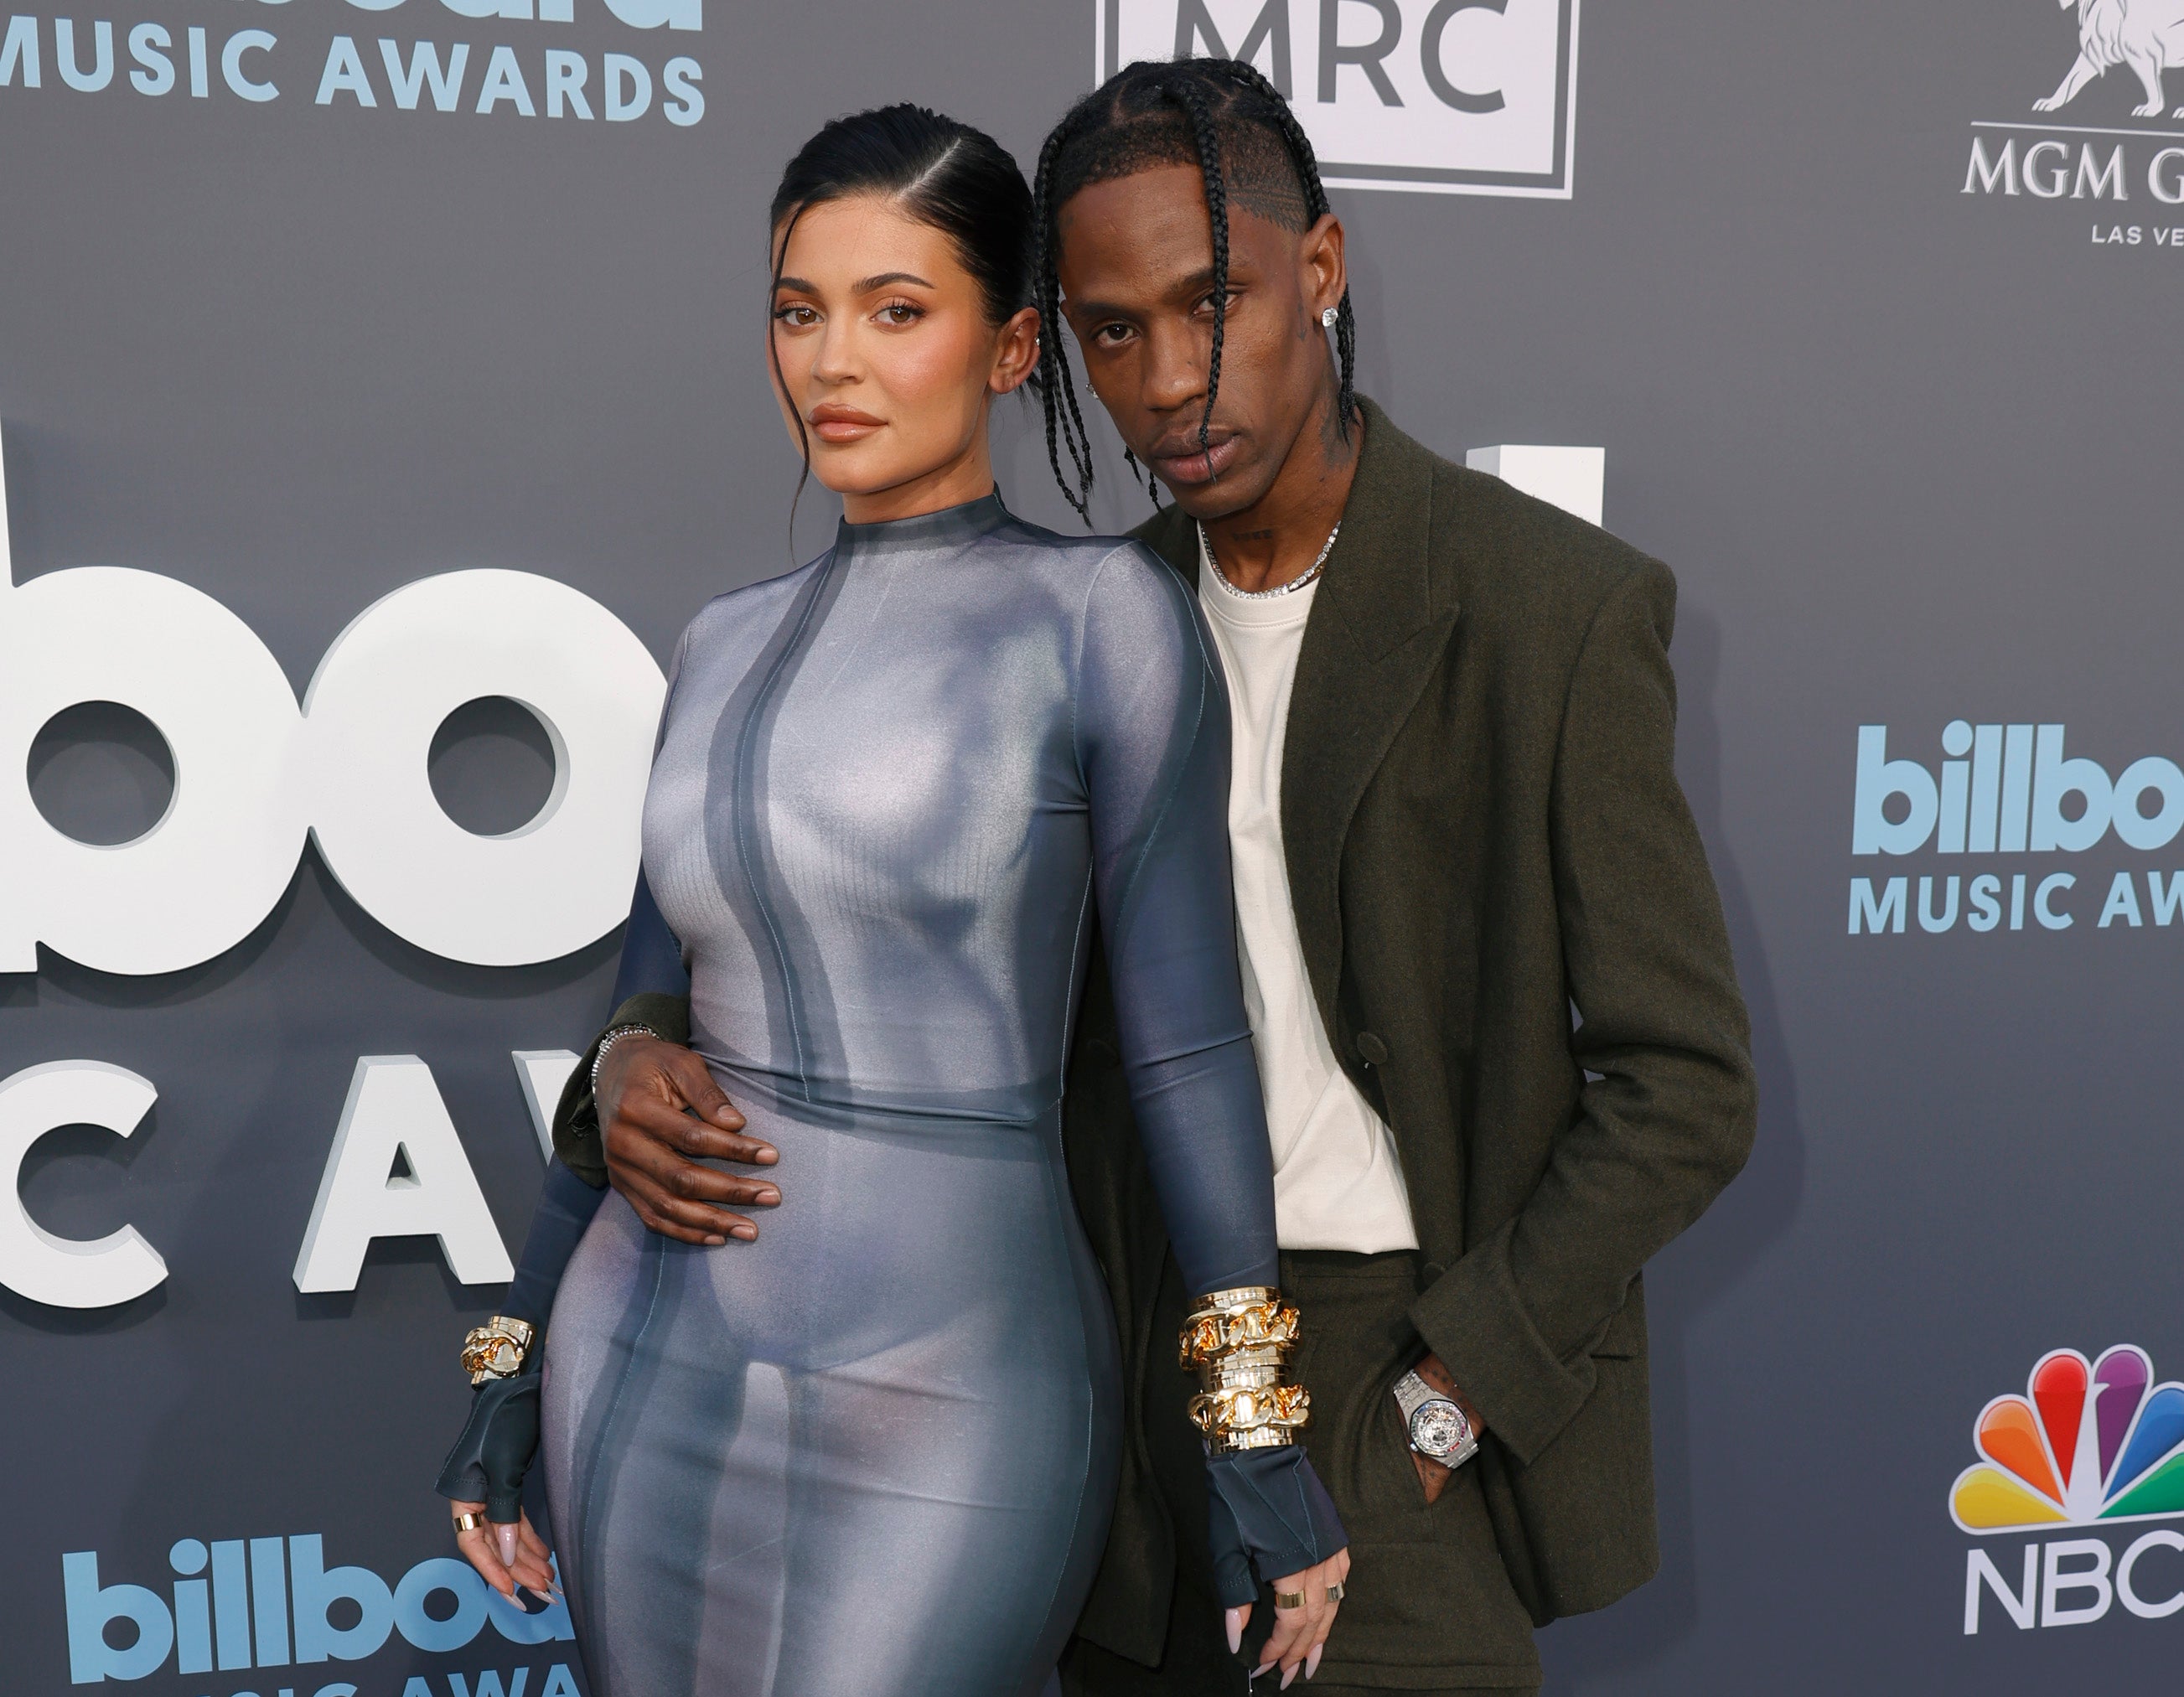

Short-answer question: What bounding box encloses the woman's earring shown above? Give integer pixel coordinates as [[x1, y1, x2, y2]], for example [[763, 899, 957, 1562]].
[[1321, 307, 1338, 329]]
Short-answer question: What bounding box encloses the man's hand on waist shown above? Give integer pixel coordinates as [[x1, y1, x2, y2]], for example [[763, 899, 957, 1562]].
[[598, 1036, 780, 1245]]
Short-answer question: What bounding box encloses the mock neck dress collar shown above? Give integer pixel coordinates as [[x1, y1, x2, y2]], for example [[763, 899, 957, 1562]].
[[835, 490, 1011, 555]]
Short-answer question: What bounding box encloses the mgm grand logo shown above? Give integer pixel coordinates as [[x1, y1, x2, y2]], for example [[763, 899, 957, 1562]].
[[2034, 0, 2184, 118], [1960, 0, 2184, 237]]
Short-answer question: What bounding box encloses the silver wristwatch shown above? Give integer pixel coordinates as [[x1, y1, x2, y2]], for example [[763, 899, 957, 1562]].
[[1394, 1368, 1478, 1468]]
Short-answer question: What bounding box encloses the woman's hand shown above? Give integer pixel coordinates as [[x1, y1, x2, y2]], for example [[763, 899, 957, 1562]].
[[448, 1502, 555, 1602], [1229, 1548, 1350, 1686]]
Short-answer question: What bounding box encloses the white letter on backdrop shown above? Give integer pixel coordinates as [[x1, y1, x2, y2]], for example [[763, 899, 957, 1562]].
[[0, 1061, 167, 1308], [2, 435, 663, 975], [0, 450, 310, 975], [293, 1057, 513, 1291], [511, 1049, 580, 1162], [302, 570, 664, 967], [1464, 445, 1605, 527]]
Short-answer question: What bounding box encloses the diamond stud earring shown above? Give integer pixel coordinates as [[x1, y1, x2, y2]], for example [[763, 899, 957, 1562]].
[[1321, 307, 1338, 328]]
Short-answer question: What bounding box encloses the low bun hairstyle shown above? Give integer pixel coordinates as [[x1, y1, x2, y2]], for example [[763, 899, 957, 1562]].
[[767, 104, 1037, 535]]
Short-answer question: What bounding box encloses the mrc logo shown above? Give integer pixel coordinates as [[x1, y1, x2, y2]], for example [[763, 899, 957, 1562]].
[[1951, 1346, 2184, 1634], [1095, 0, 1581, 198]]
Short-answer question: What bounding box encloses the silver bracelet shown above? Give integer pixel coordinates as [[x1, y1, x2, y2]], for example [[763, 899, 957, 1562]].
[[590, 1024, 663, 1097]]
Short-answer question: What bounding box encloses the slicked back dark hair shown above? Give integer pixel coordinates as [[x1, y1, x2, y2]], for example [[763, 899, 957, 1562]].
[[1032, 57, 1357, 521], [767, 104, 1035, 533]]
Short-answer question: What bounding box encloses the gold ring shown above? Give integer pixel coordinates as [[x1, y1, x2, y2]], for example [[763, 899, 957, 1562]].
[[453, 1512, 485, 1534], [1273, 1589, 1306, 1610], [1326, 1581, 1345, 1602]]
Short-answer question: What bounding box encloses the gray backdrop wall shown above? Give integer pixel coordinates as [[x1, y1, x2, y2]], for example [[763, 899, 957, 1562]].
[[5, 1, 2181, 1691]]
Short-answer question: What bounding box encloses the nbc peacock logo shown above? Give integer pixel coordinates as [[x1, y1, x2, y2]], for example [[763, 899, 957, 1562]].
[[1951, 1345, 2184, 1534]]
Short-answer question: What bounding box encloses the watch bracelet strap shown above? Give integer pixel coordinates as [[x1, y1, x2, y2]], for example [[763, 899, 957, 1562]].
[[1392, 1368, 1436, 1422]]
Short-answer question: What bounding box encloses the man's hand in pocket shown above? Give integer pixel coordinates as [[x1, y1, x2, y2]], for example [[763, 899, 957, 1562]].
[[1405, 1353, 1484, 1506]]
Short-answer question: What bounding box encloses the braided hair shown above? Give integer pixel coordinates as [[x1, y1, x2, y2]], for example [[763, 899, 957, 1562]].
[[1032, 56, 1358, 521]]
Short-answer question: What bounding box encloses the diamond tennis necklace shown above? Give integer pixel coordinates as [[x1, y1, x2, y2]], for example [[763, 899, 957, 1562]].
[[1200, 520, 1342, 601]]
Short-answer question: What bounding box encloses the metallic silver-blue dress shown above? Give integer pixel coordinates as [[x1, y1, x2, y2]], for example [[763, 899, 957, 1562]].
[[537, 494, 1287, 1697]]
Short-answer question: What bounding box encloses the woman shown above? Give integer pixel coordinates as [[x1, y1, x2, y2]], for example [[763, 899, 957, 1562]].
[[433, 105, 1348, 1696]]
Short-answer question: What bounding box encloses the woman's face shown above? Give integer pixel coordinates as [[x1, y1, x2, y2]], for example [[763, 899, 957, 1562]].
[[769, 194, 1038, 520]]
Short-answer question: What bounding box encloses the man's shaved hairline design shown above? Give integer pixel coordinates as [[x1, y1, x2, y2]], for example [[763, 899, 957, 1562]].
[[1061, 117, 1315, 235]]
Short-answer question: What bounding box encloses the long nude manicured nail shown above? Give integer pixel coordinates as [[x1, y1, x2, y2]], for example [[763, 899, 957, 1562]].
[[1281, 1665, 1298, 1690], [1226, 1607, 1245, 1654], [1305, 1644, 1322, 1680], [496, 1525, 517, 1566]]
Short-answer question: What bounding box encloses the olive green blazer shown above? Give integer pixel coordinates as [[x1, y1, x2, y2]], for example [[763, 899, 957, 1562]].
[[1064, 399, 1756, 1660]]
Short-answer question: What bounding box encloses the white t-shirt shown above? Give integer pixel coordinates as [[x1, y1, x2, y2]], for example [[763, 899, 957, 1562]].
[[1196, 530, 1420, 1254]]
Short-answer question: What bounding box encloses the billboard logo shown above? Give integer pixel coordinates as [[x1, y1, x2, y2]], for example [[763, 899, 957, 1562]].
[[1951, 1346, 2184, 1634], [0, 8, 706, 129], [0, 444, 668, 981], [1095, 0, 1581, 198], [62, 1531, 572, 1684], [1842, 723, 2184, 937], [1850, 723, 2184, 859], [2034, 0, 2184, 120]]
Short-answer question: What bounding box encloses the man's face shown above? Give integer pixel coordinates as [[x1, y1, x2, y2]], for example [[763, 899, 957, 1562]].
[[1055, 163, 1343, 521]]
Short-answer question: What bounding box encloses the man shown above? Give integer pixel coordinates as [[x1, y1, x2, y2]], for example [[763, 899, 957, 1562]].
[[561, 57, 1756, 1697]]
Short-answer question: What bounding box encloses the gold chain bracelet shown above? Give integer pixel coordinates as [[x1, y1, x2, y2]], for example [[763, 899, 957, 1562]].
[[1179, 1286, 1312, 1451], [460, 1315, 536, 1385]]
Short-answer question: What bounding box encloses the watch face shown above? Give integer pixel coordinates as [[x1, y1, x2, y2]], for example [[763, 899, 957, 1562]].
[[1410, 1400, 1468, 1459]]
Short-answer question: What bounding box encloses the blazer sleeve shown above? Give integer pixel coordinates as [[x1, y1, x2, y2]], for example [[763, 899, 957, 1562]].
[[550, 867, 692, 1185], [1410, 560, 1757, 1465]]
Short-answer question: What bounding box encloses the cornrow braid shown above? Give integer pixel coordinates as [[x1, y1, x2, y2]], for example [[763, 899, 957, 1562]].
[[1031, 116, 1100, 522], [1032, 55, 1360, 520], [1167, 75, 1231, 479], [1205, 58, 1358, 434]]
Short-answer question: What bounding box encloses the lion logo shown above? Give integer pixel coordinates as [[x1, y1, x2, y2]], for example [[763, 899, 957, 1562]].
[[2035, 0, 2184, 118]]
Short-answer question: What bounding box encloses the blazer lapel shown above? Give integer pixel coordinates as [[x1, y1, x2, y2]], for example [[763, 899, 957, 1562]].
[[1281, 401, 1457, 1041], [1129, 401, 1459, 1044]]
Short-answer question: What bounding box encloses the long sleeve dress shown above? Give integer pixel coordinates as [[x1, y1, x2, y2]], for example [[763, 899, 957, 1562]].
[[510, 493, 1322, 1696]]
